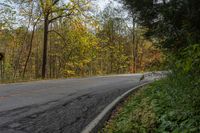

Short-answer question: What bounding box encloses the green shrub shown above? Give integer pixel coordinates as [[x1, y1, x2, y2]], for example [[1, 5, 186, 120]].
[[102, 75, 200, 133], [169, 44, 200, 77]]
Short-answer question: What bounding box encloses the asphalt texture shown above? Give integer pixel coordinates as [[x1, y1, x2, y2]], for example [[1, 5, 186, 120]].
[[0, 74, 160, 133]]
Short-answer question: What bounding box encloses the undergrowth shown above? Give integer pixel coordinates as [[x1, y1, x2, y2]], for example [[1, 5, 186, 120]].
[[101, 74, 200, 133]]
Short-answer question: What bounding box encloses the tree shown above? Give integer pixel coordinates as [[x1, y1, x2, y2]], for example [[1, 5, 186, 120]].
[[12, 0, 91, 78], [0, 0, 164, 82], [39, 0, 81, 78], [123, 0, 200, 52], [122, 0, 200, 53], [121, 0, 200, 76], [96, 3, 130, 74]]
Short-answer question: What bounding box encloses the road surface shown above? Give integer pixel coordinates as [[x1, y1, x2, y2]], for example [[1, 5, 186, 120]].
[[0, 74, 160, 133]]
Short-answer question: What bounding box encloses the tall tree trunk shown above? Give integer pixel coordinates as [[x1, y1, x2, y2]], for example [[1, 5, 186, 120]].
[[49, 36, 52, 78], [22, 25, 36, 78], [13, 10, 32, 80], [132, 16, 138, 73], [13, 27, 29, 79], [132, 25, 136, 73], [0, 60, 4, 81], [134, 39, 138, 73], [42, 15, 49, 79], [35, 42, 39, 78]]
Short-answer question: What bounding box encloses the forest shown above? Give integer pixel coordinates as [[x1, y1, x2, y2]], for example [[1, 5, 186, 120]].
[[0, 0, 163, 82], [0, 0, 200, 132], [102, 0, 200, 132]]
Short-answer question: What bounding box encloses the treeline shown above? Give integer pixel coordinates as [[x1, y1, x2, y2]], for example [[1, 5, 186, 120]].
[[118, 0, 200, 131], [0, 0, 162, 82], [122, 0, 200, 76]]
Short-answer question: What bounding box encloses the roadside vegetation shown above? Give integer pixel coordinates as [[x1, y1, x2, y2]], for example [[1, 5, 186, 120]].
[[102, 72, 200, 132], [101, 0, 200, 132], [0, 0, 199, 132]]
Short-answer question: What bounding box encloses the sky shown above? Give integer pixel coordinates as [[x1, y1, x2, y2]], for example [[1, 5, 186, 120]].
[[0, 0, 122, 28], [95, 0, 121, 10], [97, 0, 111, 9]]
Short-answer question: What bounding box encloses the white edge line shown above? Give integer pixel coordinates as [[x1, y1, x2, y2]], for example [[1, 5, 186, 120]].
[[81, 81, 153, 133]]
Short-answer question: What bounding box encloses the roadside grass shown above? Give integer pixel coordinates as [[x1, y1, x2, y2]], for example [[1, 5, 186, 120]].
[[101, 75, 200, 133]]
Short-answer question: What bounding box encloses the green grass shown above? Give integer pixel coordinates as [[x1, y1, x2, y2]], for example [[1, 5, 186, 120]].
[[101, 75, 200, 133]]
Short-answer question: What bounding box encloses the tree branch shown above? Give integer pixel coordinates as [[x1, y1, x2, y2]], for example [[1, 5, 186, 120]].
[[49, 11, 74, 23], [49, 4, 76, 23], [53, 0, 60, 6], [48, 30, 68, 47]]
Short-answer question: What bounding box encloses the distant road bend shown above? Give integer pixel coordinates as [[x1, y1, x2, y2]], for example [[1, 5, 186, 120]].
[[0, 73, 163, 133]]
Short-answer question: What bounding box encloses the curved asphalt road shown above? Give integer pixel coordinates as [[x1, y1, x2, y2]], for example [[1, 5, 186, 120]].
[[0, 74, 158, 133]]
